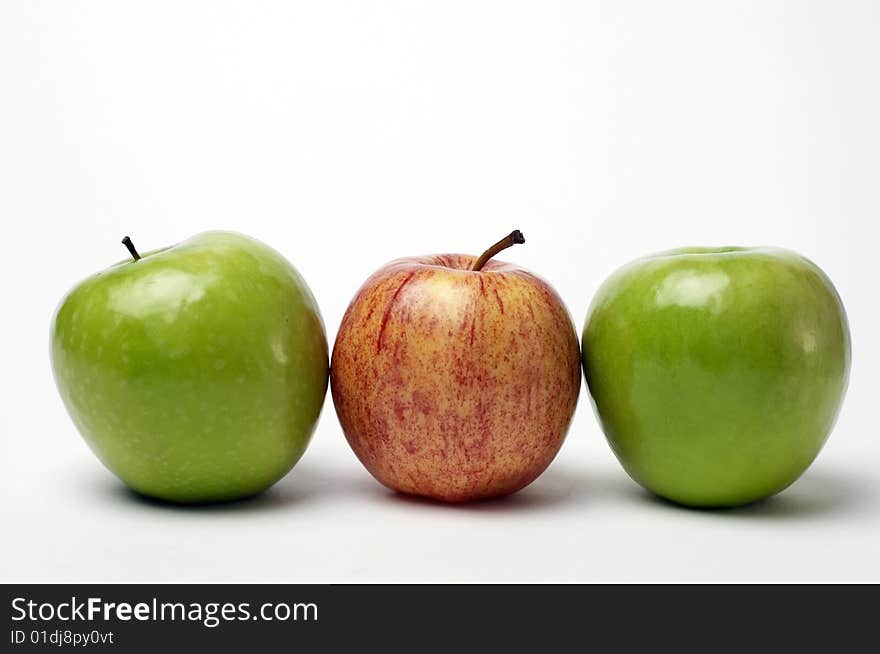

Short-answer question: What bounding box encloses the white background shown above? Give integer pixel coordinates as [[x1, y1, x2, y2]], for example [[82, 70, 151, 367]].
[[2, 1, 878, 582]]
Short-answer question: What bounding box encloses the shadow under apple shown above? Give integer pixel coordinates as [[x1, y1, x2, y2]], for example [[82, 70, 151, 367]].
[[631, 466, 870, 520], [86, 463, 342, 514], [379, 463, 629, 513]]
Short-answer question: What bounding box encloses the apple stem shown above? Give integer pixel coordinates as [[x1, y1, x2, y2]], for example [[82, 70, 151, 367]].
[[470, 230, 526, 272], [121, 236, 141, 262]]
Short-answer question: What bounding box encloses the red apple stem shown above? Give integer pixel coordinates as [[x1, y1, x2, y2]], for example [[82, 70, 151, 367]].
[[121, 236, 141, 261], [470, 230, 526, 272]]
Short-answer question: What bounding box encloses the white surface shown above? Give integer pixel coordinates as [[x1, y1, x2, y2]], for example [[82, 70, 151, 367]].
[[1, 1, 878, 582]]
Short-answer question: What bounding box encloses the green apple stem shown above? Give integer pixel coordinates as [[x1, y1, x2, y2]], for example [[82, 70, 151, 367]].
[[121, 236, 141, 262], [470, 230, 526, 272]]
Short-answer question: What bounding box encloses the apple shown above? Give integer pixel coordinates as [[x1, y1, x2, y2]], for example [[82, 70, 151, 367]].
[[331, 231, 581, 502], [582, 247, 851, 507], [50, 231, 329, 503]]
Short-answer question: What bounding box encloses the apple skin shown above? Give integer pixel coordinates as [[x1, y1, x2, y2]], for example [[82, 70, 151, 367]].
[[331, 254, 581, 502], [50, 231, 329, 503], [582, 247, 851, 507]]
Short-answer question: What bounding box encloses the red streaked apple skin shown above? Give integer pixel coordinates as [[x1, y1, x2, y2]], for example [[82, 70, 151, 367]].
[[331, 254, 581, 502]]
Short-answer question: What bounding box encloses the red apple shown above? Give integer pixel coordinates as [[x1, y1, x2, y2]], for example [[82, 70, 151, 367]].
[[331, 231, 581, 502]]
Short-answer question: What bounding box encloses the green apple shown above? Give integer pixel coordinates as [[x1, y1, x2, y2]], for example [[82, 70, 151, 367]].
[[50, 231, 328, 503], [582, 247, 850, 507]]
